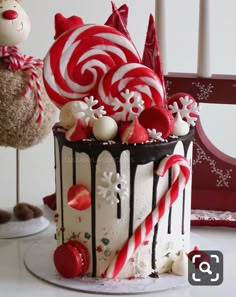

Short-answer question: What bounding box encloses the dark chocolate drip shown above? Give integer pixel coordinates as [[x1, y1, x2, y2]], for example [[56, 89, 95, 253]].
[[115, 159, 122, 219], [151, 163, 159, 270], [72, 149, 76, 185], [167, 168, 172, 234], [182, 189, 186, 235], [54, 127, 194, 167], [90, 158, 97, 277], [58, 143, 65, 244], [182, 139, 191, 235], [129, 161, 137, 238]]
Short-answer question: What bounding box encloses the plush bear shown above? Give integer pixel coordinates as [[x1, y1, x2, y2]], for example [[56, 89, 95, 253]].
[[0, 0, 56, 224]]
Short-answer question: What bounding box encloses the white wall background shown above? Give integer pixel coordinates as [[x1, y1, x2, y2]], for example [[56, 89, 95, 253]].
[[0, 0, 235, 208]]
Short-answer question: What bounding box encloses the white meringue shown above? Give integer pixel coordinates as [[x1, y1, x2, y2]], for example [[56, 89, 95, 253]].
[[59, 101, 88, 129], [172, 112, 190, 136], [171, 250, 188, 276]]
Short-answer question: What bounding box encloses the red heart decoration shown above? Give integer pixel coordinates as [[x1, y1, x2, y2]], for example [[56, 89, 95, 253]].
[[54, 13, 84, 40]]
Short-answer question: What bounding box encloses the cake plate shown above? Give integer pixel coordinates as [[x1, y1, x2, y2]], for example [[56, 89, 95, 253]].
[[0, 208, 49, 239], [24, 236, 195, 295]]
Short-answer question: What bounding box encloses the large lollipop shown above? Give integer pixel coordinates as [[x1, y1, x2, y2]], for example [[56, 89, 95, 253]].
[[43, 23, 141, 108]]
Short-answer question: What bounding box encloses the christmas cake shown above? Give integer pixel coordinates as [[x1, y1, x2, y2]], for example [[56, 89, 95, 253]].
[[43, 4, 199, 279]]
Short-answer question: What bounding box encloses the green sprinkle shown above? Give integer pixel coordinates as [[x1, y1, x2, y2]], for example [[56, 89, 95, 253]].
[[84, 232, 91, 240], [101, 238, 110, 246]]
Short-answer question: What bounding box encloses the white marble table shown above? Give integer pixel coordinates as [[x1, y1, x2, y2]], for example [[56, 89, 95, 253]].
[[0, 212, 235, 297]]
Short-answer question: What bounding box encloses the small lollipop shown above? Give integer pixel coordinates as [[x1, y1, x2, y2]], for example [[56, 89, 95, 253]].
[[97, 63, 165, 119]]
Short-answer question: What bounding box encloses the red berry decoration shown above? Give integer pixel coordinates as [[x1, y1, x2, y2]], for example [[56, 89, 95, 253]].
[[54, 240, 89, 278], [138, 105, 174, 139], [67, 184, 91, 211]]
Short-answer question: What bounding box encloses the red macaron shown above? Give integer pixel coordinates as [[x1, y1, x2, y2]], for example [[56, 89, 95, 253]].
[[54, 240, 89, 278], [138, 105, 174, 139]]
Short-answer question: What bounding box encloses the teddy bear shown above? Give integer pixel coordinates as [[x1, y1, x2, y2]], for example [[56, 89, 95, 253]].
[[0, 0, 56, 224]]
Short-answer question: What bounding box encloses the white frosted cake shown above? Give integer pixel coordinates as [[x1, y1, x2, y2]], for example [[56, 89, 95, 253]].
[[43, 4, 199, 279], [53, 128, 194, 278]]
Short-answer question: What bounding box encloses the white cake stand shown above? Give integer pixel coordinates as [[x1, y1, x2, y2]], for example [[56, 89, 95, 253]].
[[24, 237, 190, 295], [24, 233, 210, 294], [0, 208, 49, 239]]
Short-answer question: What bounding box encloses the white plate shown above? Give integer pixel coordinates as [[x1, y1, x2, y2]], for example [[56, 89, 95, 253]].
[[0, 209, 49, 239], [24, 237, 190, 295]]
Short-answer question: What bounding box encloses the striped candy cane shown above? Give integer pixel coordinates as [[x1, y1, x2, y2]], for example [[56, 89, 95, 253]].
[[0, 46, 44, 123], [103, 154, 190, 279]]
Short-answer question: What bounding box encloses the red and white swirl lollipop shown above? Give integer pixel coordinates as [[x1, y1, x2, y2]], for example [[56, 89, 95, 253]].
[[43, 24, 141, 108], [97, 63, 165, 120]]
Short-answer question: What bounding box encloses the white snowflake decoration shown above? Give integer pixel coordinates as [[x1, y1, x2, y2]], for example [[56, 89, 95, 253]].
[[111, 89, 144, 122], [82, 96, 106, 125], [168, 96, 200, 126], [147, 129, 167, 142], [97, 172, 128, 204]]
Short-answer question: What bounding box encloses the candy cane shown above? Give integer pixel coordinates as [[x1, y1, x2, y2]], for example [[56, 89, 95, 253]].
[[43, 24, 141, 108], [103, 154, 190, 279]]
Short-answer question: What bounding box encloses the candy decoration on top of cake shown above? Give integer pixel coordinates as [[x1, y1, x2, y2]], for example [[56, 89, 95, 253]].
[[43, 2, 200, 279], [44, 24, 141, 107]]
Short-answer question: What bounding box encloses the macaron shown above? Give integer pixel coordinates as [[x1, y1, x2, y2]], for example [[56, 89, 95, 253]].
[[54, 240, 89, 278], [138, 105, 174, 139]]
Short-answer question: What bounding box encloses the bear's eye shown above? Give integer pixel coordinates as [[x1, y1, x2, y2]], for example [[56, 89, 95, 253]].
[[0, 6, 3, 9]]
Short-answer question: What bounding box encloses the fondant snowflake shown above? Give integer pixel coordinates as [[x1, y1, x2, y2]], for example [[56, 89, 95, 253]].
[[168, 96, 200, 126], [97, 172, 128, 204], [82, 96, 106, 125], [111, 89, 144, 121], [147, 129, 167, 142]]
